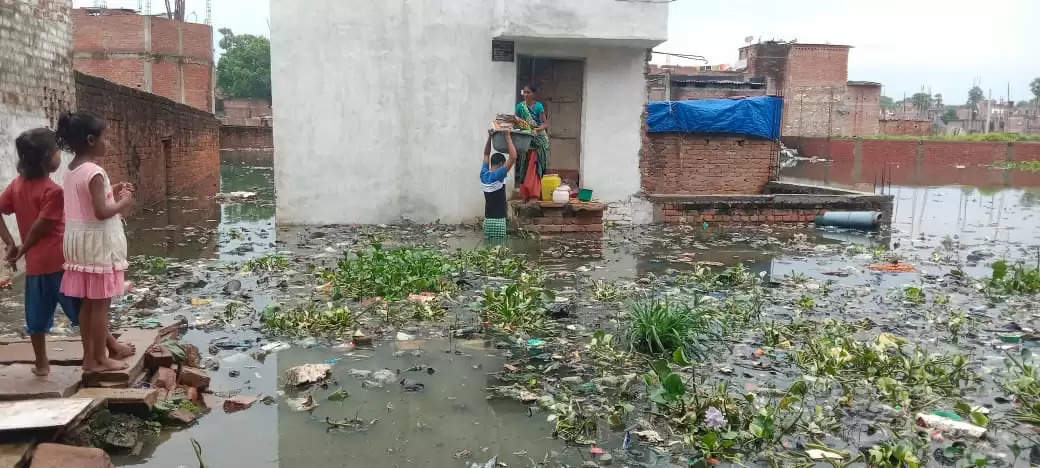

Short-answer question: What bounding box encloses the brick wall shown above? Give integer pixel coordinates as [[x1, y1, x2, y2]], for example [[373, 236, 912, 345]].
[[651, 192, 892, 225], [220, 125, 273, 150], [75, 72, 219, 212], [72, 8, 213, 112], [1, 0, 75, 193], [673, 87, 767, 101], [219, 98, 272, 122], [641, 133, 776, 195], [879, 119, 931, 136], [845, 84, 880, 136], [783, 46, 850, 138]]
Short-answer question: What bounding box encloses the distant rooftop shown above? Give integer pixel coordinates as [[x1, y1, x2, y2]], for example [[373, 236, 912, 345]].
[[847, 81, 881, 87]]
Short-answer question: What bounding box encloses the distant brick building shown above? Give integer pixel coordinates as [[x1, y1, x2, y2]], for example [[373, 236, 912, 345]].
[[738, 42, 880, 138], [72, 8, 213, 112], [880, 119, 931, 136], [217, 98, 272, 127]]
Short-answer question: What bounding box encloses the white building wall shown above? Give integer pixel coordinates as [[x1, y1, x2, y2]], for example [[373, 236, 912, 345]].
[[271, 0, 666, 224]]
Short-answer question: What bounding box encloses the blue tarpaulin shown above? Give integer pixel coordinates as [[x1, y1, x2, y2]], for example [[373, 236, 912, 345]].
[[646, 96, 783, 140]]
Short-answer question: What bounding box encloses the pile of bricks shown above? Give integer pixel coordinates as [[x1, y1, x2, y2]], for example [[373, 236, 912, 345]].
[[641, 133, 776, 195], [511, 201, 605, 233]]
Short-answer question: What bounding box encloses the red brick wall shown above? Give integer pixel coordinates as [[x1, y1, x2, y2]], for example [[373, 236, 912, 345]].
[[879, 119, 930, 136], [72, 9, 143, 52], [642, 133, 776, 195], [72, 8, 213, 112], [220, 126, 273, 150], [846, 84, 880, 136], [782, 46, 850, 138], [673, 87, 767, 101], [74, 72, 219, 212], [1, 0, 74, 124]]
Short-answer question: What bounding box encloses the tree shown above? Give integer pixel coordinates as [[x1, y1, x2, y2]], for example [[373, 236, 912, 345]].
[[216, 29, 271, 99], [911, 92, 932, 117], [942, 108, 958, 124], [967, 86, 984, 131], [1031, 77, 1040, 112], [879, 95, 895, 110]]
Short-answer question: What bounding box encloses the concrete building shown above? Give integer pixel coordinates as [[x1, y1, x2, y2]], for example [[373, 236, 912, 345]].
[[72, 7, 214, 112], [738, 42, 880, 138], [646, 65, 766, 102], [271, 0, 668, 224]]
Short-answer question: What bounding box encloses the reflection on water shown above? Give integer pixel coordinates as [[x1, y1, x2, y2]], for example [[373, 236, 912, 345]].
[[782, 153, 1040, 263], [126, 159, 276, 262]]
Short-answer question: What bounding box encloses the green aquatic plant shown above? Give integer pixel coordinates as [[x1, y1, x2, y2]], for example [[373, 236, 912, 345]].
[[321, 244, 455, 301], [902, 285, 926, 305], [590, 279, 633, 303], [451, 246, 531, 279], [1002, 349, 1040, 426], [867, 440, 923, 468], [242, 253, 291, 273], [131, 255, 170, 276], [476, 273, 553, 332], [988, 260, 1040, 295], [261, 303, 357, 335]]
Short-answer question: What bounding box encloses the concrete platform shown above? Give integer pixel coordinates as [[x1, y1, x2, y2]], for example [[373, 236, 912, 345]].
[[0, 365, 82, 401], [0, 398, 94, 433], [0, 342, 83, 365]]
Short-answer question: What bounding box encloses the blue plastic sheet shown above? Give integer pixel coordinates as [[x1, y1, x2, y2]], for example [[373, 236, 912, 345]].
[[646, 96, 783, 140]]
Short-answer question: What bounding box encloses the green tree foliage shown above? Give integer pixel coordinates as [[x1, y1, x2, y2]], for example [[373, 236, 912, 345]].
[[879, 95, 895, 110], [216, 29, 271, 99], [911, 92, 932, 115], [1031, 77, 1040, 102], [942, 108, 958, 124]]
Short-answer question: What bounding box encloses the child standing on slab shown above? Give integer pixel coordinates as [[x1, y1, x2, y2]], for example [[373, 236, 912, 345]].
[[55, 112, 135, 373], [0, 129, 81, 376]]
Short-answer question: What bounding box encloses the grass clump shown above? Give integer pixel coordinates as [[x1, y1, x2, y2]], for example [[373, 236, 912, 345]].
[[321, 243, 455, 301], [476, 273, 554, 332], [866, 132, 1040, 142], [261, 303, 357, 336], [624, 298, 723, 358], [993, 160, 1040, 172], [590, 280, 634, 303], [242, 253, 291, 273]]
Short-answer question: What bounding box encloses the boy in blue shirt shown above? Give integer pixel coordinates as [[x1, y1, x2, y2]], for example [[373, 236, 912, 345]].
[[480, 129, 517, 238]]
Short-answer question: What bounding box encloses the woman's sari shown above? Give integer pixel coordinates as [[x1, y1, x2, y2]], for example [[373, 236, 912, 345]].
[[516, 102, 550, 185]]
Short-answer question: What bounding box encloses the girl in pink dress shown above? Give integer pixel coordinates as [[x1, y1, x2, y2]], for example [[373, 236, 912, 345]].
[[55, 112, 135, 373]]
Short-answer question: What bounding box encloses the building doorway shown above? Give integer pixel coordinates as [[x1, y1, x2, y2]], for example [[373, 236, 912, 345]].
[[517, 56, 584, 185]]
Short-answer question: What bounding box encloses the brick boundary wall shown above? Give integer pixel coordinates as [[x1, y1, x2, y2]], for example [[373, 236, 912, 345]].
[[879, 120, 931, 136], [641, 133, 777, 195], [220, 125, 273, 150], [75, 71, 219, 213], [510, 201, 605, 233], [650, 190, 892, 225]]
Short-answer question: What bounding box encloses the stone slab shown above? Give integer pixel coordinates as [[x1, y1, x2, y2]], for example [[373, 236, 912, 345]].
[[0, 341, 83, 365], [0, 365, 82, 401], [0, 398, 94, 433], [82, 328, 162, 388]]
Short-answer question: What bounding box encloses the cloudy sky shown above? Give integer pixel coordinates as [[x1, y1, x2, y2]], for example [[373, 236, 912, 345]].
[[78, 0, 1036, 105]]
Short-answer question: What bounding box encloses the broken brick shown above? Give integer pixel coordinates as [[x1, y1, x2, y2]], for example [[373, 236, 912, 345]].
[[165, 408, 198, 426], [150, 367, 177, 390], [29, 443, 113, 468], [144, 345, 174, 370], [178, 367, 210, 391], [222, 395, 257, 413]]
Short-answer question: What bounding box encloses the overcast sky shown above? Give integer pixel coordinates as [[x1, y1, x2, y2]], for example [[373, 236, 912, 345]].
[[77, 0, 1036, 105]]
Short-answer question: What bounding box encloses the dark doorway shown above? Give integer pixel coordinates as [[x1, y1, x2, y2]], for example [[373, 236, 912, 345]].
[[517, 56, 584, 184]]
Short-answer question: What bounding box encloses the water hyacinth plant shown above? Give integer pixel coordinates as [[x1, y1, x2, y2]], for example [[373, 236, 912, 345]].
[[624, 298, 723, 358]]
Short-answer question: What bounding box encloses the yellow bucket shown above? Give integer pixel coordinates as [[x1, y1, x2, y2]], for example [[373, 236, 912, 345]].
[[541, 174, 561, 202]]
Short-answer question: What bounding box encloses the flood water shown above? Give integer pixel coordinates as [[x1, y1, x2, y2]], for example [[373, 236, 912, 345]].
[[1, 147, 1039, 467]]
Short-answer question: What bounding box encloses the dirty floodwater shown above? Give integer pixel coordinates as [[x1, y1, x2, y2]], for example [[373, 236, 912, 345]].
[[1, 151, 1039, 467]]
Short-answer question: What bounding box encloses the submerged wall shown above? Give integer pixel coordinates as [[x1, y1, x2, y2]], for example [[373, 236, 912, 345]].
[[270, 0, 666, 224], [76, 72, 219, 212]]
